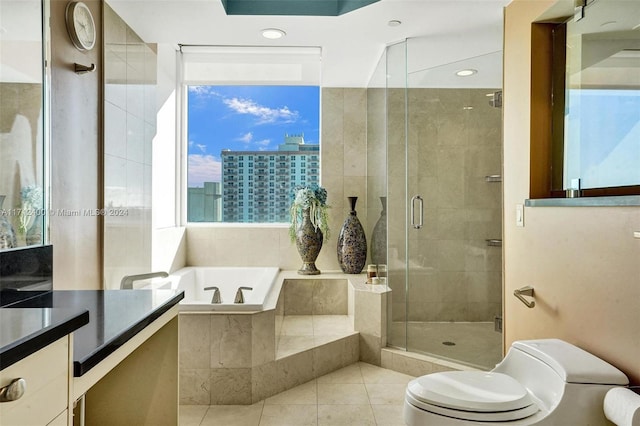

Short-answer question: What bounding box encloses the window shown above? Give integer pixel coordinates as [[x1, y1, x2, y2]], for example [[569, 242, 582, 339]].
[[531, 2, 640, 199], [181, 46, 321, 223]]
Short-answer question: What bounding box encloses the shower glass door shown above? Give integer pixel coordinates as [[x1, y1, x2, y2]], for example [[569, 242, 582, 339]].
[[383, 41, 409, 351], [380, 41, 504, 369]]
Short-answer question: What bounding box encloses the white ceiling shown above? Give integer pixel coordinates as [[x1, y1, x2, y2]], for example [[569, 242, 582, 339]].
[[107, 0, 510, 87]]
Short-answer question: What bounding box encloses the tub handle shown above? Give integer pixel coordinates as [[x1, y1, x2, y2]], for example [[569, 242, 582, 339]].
[[234, 287, 253, 304], [204, 286, 221, 304]]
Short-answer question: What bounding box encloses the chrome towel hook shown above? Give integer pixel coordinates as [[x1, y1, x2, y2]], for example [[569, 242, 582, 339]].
[[514, 286, 535, 308], [74, 63, 96, 74]]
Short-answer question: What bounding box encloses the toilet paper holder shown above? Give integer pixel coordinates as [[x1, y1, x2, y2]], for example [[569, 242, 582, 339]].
[[514, 286, 535, 308]]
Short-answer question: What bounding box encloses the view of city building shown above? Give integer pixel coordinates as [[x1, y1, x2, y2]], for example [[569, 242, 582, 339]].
[[188, 134, 319, 222]]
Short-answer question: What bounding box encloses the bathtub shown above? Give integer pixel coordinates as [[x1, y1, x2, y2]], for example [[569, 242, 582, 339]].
[[149, 267, 280, 312]]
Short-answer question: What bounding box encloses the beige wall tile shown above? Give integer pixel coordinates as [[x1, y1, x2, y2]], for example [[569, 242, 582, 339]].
[[210, 314, 252, 368], [276, 349, 316, 390], [180, 314, 211, 370], [179, 369, 211, 405], [359, 334, 382, 366], [313, 334, 359, 377], [283, 280, 314, 315], [252, 310, 276, 367], [210, 368, 252, 404], [313, 280, 348, 314]]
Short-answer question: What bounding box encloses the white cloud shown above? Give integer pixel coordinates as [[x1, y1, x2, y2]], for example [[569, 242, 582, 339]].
[[188, 86, 220, 98], [188, 154, 221, 187], [196, 144, 207, 153], [255, 139, 271, 147], [223, 97, 299, 124], [237, 132, 253, 143]]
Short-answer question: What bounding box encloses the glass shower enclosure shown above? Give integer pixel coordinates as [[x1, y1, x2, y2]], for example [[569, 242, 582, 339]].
[[367, 40, 503, 369]]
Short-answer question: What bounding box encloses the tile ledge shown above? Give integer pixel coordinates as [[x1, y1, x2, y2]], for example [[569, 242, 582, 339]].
[[525, 195, 640, 207], [381, 347, 484, 372]]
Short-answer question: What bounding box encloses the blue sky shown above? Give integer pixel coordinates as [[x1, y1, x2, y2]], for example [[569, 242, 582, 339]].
[[187, 85, 320, 187]]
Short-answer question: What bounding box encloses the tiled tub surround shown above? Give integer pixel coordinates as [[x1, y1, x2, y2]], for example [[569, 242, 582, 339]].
[[179, 271, 389, 405]]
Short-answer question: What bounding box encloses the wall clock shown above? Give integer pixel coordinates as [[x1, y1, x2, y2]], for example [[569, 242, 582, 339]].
[[65, 2, 96, 51]]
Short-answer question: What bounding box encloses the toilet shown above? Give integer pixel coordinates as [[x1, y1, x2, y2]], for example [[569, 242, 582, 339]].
[[404, 339, 629, 425]]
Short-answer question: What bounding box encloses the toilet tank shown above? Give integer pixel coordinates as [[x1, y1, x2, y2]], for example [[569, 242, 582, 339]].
[[510, 339, 628, 385], [493, 339, 629, 411]]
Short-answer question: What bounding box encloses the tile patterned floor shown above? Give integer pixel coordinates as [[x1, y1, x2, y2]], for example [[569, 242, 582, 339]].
[[179, 362, 414, 426]]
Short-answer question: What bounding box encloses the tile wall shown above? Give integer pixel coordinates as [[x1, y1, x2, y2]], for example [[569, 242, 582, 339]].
[[103, 4, 157, 289]]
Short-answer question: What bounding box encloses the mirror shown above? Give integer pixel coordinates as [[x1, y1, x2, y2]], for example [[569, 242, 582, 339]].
[[0, 0, 46, 250], [561, 0, 640, 193]]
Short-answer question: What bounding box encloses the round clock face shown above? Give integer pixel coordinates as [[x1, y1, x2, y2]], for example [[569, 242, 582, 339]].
[[65, 2, 96, 51]]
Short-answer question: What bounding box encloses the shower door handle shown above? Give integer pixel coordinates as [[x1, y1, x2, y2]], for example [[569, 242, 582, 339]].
[[411, 195, 423, 229]]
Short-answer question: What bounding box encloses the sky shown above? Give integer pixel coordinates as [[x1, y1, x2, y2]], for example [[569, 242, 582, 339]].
[[187, 85, 320, 187]]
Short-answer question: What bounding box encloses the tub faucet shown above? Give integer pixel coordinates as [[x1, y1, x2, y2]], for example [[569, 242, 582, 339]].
[[234, 287, 253, 304], [120, 271, 168, 290], [204, 286, 221, 304]]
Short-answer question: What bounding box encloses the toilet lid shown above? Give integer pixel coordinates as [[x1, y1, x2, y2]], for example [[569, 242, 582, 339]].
[[407, 371, 534, 412]]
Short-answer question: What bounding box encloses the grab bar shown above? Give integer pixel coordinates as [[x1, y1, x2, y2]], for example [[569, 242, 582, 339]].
[[514, 286, 535, 308], [120, 271, 168, 290], [204, 286, 221, 304], [234, 287, 253, 304]]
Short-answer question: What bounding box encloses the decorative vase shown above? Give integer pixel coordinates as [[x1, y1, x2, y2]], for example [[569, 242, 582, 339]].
[[0, 195, 18, 250], [26, 215, 43, 246], [295, 208, 323, 275], [337, 196, 367, 274], [370, 196, 387, 265]]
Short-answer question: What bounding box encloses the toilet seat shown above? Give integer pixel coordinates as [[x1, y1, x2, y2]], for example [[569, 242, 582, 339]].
[[406, 371, 539, 422]]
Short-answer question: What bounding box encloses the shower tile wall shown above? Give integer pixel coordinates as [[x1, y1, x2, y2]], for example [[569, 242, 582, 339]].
[[389, 88, 502, 323], [103, 4, 157, 289]]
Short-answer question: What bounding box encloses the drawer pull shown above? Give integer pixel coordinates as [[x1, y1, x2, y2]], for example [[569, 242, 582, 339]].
[[0, 378, 26, 402]]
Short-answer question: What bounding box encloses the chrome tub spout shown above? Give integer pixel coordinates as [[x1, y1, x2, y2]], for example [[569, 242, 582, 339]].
[[120, 271, 169, 289]]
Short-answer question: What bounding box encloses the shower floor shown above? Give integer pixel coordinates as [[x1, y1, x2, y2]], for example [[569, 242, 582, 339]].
[[390, 321, 502, 370]]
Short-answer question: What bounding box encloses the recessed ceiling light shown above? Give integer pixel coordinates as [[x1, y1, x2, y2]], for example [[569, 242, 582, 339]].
[[388, 20, 402, 27], [456, 69, 477, 77], [262, 28, 286, 39]]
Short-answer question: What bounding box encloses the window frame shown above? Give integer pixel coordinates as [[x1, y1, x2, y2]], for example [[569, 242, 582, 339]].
[[529, 21, 640, 200]]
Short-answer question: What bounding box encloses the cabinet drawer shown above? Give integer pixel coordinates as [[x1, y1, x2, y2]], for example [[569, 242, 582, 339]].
[[0, 337, 69, 425]]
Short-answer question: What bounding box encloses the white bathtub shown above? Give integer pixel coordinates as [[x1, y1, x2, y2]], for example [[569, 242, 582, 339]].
[[150, 267, 280, 312]]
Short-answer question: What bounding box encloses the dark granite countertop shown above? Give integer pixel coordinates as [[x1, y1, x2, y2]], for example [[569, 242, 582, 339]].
[[5, 289, 183, 376], [0, 307, 90, 371]]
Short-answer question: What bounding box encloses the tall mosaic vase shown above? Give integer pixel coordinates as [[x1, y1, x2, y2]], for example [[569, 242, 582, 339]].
[[370, 196, 387, 265], [296, 208, 323, 275], [337, 197, 367, 274]]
